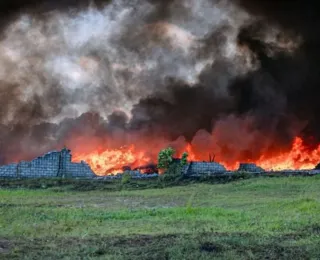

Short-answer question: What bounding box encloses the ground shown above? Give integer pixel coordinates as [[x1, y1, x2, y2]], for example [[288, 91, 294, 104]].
[[0, 176, 320, 259]]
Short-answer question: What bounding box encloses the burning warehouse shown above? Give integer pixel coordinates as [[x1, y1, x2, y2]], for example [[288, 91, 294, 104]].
[[0, 0, 320, 175]]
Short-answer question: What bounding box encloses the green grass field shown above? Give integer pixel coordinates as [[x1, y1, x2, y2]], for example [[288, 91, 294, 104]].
[[1, 176, 320, 259]]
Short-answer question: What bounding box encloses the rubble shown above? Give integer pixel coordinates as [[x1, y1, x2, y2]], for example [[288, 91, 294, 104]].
[[184, 161, 227, 176], [238, 163, 265, 173]]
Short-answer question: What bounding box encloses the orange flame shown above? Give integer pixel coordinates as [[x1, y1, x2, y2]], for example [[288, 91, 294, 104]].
[[72, 136, 320, 175], [186, 137, 320, 171], [72, 145, 151, 176], [256, 137, 320, 170]]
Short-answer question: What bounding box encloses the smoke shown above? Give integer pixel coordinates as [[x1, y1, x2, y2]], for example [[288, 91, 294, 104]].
[[0, 0, 315, 166]]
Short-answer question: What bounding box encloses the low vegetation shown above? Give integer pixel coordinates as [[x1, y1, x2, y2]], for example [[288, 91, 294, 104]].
[[157, 147, 188, 174], [1, 175, 320, 259], [157, 147, 176, 171]]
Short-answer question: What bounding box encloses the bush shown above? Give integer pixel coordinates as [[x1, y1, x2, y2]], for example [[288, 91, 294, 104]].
[[121, 172, 132, 184], [157, 147, 175, 171], [156, 148, 189, 186], [157, 147, 188, 173]]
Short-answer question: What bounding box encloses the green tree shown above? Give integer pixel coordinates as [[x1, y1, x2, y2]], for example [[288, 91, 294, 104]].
[[157, 147, 175, 170]]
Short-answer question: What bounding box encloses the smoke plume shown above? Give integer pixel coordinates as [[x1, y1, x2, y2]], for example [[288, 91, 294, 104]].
[[0, 0, 317, 169]]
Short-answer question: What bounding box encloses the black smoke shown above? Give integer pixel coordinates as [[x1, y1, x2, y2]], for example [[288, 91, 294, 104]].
[[0, 0, 319, 165], [237, 0, 320, 147]]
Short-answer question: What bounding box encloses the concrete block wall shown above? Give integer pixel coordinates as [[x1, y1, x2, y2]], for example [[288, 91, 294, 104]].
[[0, 163, 18, 178], [66, 160, 96, 178], [185, 162, 227, 176], [0, 148, 97, 178], [18, 152, 61, 178]]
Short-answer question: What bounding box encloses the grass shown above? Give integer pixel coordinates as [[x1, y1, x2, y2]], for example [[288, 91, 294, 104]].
[[1, 176, 320, 259]]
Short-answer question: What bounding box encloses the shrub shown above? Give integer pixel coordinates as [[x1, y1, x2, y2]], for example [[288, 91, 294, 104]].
[[157, 148, 189, 185], [121, 172, 132, 184], [157, 147, 175, 171]]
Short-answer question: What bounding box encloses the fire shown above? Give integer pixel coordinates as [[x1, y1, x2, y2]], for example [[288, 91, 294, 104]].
[[72, 136, 320, 175], [185, 137, 320, 171], [256, 137, 320, 171], [72, 145, 151, 176]]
